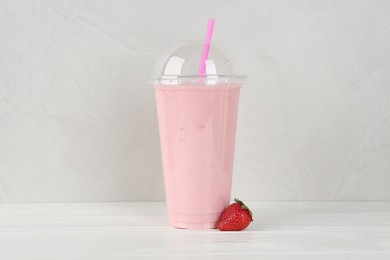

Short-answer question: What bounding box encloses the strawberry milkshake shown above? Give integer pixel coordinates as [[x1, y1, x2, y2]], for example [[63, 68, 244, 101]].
[[154, 78, 242, 229]]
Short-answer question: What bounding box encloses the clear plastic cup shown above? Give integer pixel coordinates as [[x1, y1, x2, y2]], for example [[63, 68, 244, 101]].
[[154, 44, 246, 229]]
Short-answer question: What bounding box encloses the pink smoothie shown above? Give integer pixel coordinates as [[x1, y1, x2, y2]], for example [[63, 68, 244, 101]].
[[154, 84, 241, 229]]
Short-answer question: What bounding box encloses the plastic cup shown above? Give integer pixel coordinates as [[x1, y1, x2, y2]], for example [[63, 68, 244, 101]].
[[154, 75, 244, 229], [154, 42, 246, 229]]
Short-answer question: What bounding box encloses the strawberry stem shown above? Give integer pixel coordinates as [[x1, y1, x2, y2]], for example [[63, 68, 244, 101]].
[[234, 198, 253, 221]]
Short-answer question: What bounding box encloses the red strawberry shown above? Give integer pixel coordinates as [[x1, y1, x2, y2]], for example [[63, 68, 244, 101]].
[[216, 198, 253, 231]]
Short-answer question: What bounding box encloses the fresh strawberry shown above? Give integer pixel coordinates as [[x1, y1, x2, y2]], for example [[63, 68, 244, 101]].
[[216, 198, 253, 231]]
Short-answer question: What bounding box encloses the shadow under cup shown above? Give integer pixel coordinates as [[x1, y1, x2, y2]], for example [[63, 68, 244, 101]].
[[154, 76, 243, 229]]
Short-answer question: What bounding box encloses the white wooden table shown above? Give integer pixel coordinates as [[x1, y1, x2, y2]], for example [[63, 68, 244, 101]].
[[1, 202, 389, 259]]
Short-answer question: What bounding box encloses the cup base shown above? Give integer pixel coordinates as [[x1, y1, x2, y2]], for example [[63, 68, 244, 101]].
[[169, 219, 216, 230], [167, 211, 222, 229]]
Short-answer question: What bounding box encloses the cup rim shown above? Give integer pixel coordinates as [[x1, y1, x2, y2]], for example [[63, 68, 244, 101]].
[[154, 75, 247, 85]]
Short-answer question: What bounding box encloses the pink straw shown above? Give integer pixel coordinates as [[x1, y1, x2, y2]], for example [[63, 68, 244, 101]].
[[198, 18, 215, 76]]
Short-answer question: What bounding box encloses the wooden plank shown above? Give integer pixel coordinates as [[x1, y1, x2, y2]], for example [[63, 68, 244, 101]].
[[0, 202, 389, 259]]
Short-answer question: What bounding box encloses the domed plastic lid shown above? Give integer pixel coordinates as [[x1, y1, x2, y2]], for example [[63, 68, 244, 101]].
[[156, 43, 246, 85]]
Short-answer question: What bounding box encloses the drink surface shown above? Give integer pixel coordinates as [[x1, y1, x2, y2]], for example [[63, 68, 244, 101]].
[[154, 84, 241, 229]]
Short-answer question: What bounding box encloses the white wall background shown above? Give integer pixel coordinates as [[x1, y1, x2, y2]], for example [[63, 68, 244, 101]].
[[1, 0, 389, 202]]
